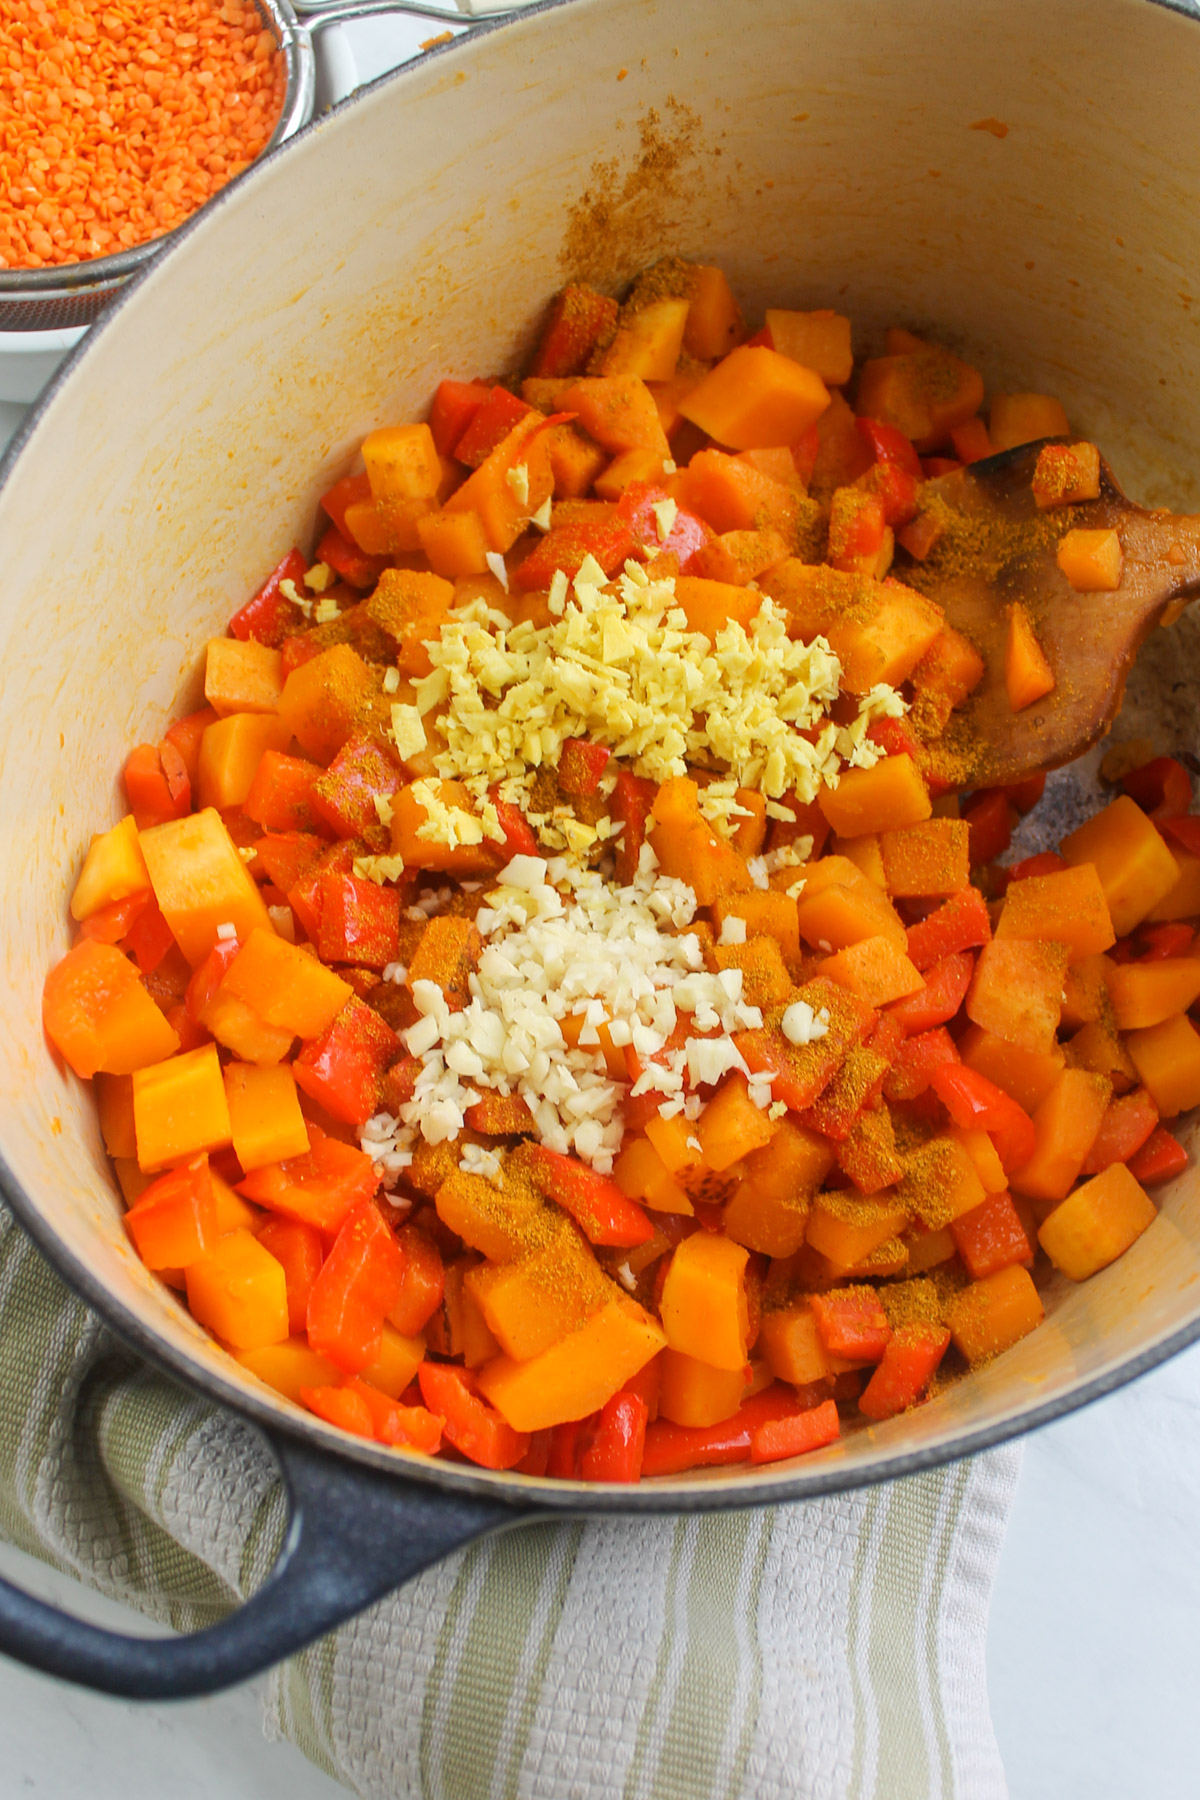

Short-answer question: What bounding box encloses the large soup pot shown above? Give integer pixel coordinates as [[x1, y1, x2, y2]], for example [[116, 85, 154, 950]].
[[3, 0, 1200, 1700]]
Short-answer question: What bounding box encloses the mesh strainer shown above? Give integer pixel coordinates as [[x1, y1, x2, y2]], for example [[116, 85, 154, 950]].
[[0, 0, 513, 332]]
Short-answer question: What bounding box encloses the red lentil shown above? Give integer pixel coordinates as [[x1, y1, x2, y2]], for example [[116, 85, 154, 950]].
[[0, 0, 285, 269]]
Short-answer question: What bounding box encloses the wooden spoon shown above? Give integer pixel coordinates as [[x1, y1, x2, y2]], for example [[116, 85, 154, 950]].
[[905, 441, 1200, 785]]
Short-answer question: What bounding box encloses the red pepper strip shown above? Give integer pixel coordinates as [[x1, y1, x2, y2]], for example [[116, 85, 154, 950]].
[[997, 772, 1047, 814], [123, 740, 191, 831], [579, 1391, 650, 1483], [454, 386, 533, 468], [858, 1326, 951, 1422], [750, 1398, 841, 1465], [514, 1428, 553, 1476], [904, 888, 992, 972], [640, 1384, 807, 1479], [1122, 756, 1192, 819], [949, 1193, 1033, 1280], [1081, 1089, 1160, 1176], [257, 1217, 323, 1335], [294, 995, 399, 1126], [229, 547, 308, 645], [163, 707, 218, 787], [185, 934, 242, 1024], [307, 1198, 407, 1373], [417, 1364, 531, 1470], [1160, 815, 1200, 859], [810, 1289, 892, 1362], [962, 789, 1013, 866], [1137, 922, 1195, 960], [515, 515, 636, 587], [429, 378, 492, 458], [547, 1417, 589, 1478], [238, 1128, 380, 1234], [487, 790, 539, 860], [611, 770, 657, 886], [317, 872, 401, 970], [1007, 850, 1069, 882], [343, 1379, 445, 1453], [300, 1383, 375, 1440], [315, 523, 387, 590], [78, 890, 152, 946], [617, 480, 713, 568], [1127, 1125, 1188, 1184], [319, 472, 372, 540], [523, 1144, 655, 1247], [125, 1157, 216, 1270], [855, 416, 923, 478], [888, 951, 973, 1034], [386, 1224, 446, 1335], [122, 896, 176, 975], [883, 1026, 960, 1102], [930, 1061, 1037, 1172], [866, 714, 922, 761], [557, 738, 612, 798]]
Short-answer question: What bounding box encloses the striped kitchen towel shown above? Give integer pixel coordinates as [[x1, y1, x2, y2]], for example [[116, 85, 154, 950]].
[[0, 1203, 1017, 1799]]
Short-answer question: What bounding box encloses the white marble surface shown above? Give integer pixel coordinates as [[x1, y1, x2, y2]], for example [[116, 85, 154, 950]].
[[3, 14, 1200, 1796]]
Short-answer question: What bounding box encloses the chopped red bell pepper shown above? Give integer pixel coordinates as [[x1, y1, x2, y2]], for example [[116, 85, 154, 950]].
[[463, 1091, 535, 1135], [254, 830, 327, 896], [922, 456, 962, 479], [528, 286, 620, 379], [867, 460, 921, 527], [122, 895, 176, 975], [123, 740, 191, 832], [887, 951, 973, 1034], [515, 514, 636, 588], [520, 1144, 655, 1248], [858, 1324, 951, 1421], [320, 472, 373, 540], [799, 1048, 890, 1141], [639, 1383, 810, 1478], [341, 1378, 445, 1452], [429, 378, 493, 458], [244, 751, 332, 837], [300, 1383, 375, 1440], [865, 714, 922, 762], [514, 1429, 554, 1476], [855, 417, 923, 478], [386, 1224, 446, 1335], [962, 789, 1013, 866], [317, 873, 401, 970], [163, 707, 218, 786], [125, 1157, 217, 1270], [229, 547, 308, 645], [78, 890, 152, 947], [750, 1398, 841, 1465], [281, 633, 324, 679], [557, 738, 611, 797], [883, 1026, 960, 1101], [1081, 1088, 1160, 1175], [293, 995, 400, 1126], [997, 771, 1047, 814], [238, 1127, 380, 1233], [792, 422, 821, 486], [1136, 922, 1195, 961], [547, 1416, 589, 1478], [949, 417, 993, 464], [949, 1192, 1033, 1280], [256, 1216, 324, 1334], [930, 1061, 1037, 1171], [905, 887, 992, 971], [1127, 1125, 1188, 1184], [1006, 850, 1068, 882], [611, 770, 657, 885], [485, 789, 540, 861], [417, 1364, 531, 1470], [453, 386, 533, 468], [287, 837, 362, 942], [579, 1390, 649, 1483], [185, 933, 242, 1025], [310, 735, 405, 841], [617, 481, 713, 568], [810, 1288, 892, 1362], [1160, 814, 1200, 859], [315, 524, 387, 591], [1122, 756, 1192, 819], [307, 1197, 407, 1372]]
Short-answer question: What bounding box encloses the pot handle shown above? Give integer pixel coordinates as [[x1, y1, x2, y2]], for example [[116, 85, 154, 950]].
[[0, 1427, 533, 1700], [290, 2, 518, 36]]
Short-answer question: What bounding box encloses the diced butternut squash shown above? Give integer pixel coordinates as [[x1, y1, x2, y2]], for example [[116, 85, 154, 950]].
[[758, 1304, 839, 1385], [277, 644, 376, 765], [765, 309, 853, 385], [682, 264, 743, 361], [697, 1070, 776, 1170], [70, 814, 151, 922], [464, 1232, 611, 1361], [133, 1042, 233, 1171], [959, 1024, 1065, 1111], [416, 508, 492, 577], [1056, 528, 1123, 592], [995, 863, 1115, 963], [435, 1168, 544, 1262], [679, 345, 830, 450], [557, 375, 670, 457], [139, 807, 274, 966], [833, 833, 887, 888], [362, 422, 442, 504], [1032, 441, 1101, 508], [186, 1228, 289, 1350], [1145, 848, 1200, 922], [1060, 795, 1180, 936], [713, 890, 802, 960], [196, 711, 292, 811], [721, 1118, 833, 1256], [613, 1136, 694, 1215], [657, 1348, 747, 1427], [224, 1062, 309, 1172], [204, 638, 283, 719], [1004, 603, 1055, 712], [1038, 1162, 1157, 1281], [221, 929, 352, 1039], [389, 779, 501, 878], [818, 755, 932, 839], [950, 1126, 1008, 1194], [806, 1193, 909, 1273], [989, 392, 1070, 451], [856, 343, 984, 450], [675, 448, 807, 540], [42, 940, 179, 1079], [966, 938, 1068, 1055], [1125, 1012, 1200, 1117], [96, 1072, 137, 1159], [879, 820, 970, 897], [361, 1323, 426, 1399], [649, 777, 753, 906], [1009, 1068, 1111, 1202], [476, 1297, 666, 1432], [947, 1264, 1044, 1364], [443, 412, 553, 553], [897, 1135, 988, 1228], [599, 297, 690, 381], [236, 1337, 341, 1404], [795, 865, 907, 954], [1107, 959, 1200, 1030], [660, 1232, 750, 1370], [820, 935, 925, 1006], [1060, 953, 1114, 1031]]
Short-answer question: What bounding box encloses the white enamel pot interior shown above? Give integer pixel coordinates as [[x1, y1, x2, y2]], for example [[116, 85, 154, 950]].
[[3, 0, 1200, 1520]]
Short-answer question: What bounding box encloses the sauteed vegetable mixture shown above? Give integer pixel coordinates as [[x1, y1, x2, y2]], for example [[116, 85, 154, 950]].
[[43, 260, 1200, 1480]]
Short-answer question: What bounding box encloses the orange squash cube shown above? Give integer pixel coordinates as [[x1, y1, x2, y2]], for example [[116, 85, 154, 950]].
[[277, 644, 376, 765], [96, 1072, 137, 1159], [833, 833, 887, 888], [758, 1304, 841, 1385], [125, 1158, 218, 1270], [70, 813, 151, 922], [186, 1228, 290, 1350], [660, 1232, 750, 1370], [680, 345, 830, 450], [1004, 603, 1055, 711], [204, 638, 284, 719], [224, 1062, 309, 1172], [682, 264, 743, 361], [556, 375, 670, 457], [1009, 1068, 1111, 1202], [614, 1137, 694, 1215], [765, 308, 853, 385], [435, 1169, 545, 1262], [477, 1297, 667, 1432], [43, 939, 180, 1080], [959, 1025, 1065, 1111], [879, 820, 970, 898], [1060, 795, 1181, 936], [599, 297, 690, 381], [1107, 959, 1200, 1030], [1060, 953, 1114, 1030], [1145, 847, 1200, 922], [806, 1192, 910, 1273], [721, 1118, 833, 1256], [592, 446, 670, 498], [1056, 528, 1123, 592], [1032, 441, 1101, 508], [1038, 1162, 1157, 1281], [139, 807, 275, 967], [416, 508, 492, 577], [360, 1323, 427, 1399], [713, 889, 802, 961], [236, 1336, 341, 1403], [221, 928, 352, 1040], [795, 875, 906, 954], [1125, 1012, 1200, 1117], [697, 1071, 776, 1171], [818, 755, 932, 839], [995, 863, 1115, 963], [897, 1136, 988, 1228], [672, 574, 762, 640], [464, 1233, 611, 1361], [856, 344, 984, 450], [389, 779, 501, 878], [196, 710, 292, 811], [949, 1126, 1008, 1195], [989, 392, 1070, 451], [966, 938, 1068, 1056], [362, 422, 442, 504], [132, 1042, 233, 1171], [947, 1264, 1044, 1364], [657, 1348, 748, 1427], [820, 935, 925, 1006]]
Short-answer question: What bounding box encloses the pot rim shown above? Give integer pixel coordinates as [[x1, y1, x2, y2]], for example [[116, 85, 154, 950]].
[[6, 0, 1200, 1509]]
